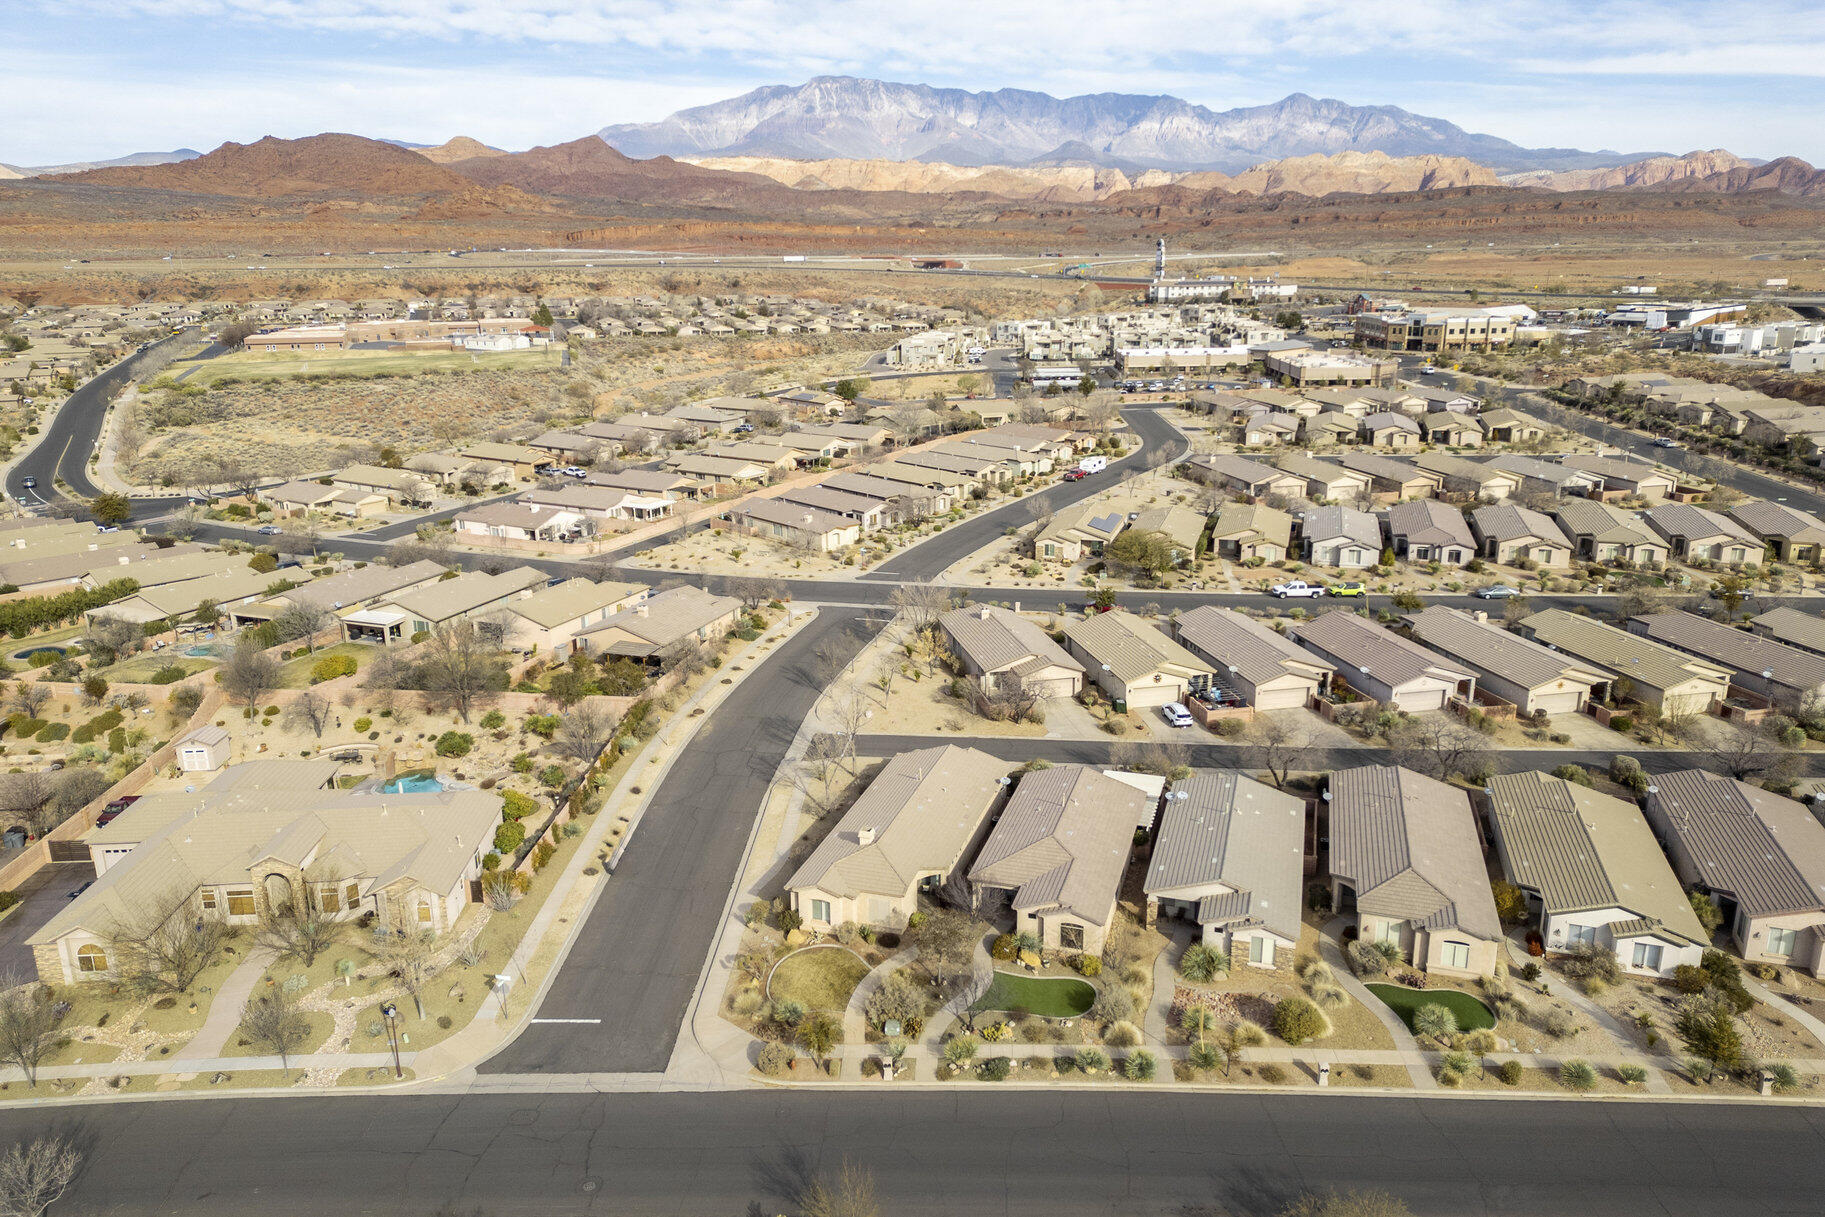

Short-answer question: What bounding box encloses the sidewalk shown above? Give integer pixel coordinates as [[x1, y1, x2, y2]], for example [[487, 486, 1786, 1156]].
[[1321, 916, 1436, 1089], [171, 947, 276, 1061]]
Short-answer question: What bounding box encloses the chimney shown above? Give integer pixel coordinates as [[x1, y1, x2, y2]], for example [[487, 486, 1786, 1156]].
[[979, 606, 991, 620], [857, 827, 877, 845], [1473, 610, 1488, 623], [636, 604, 648, 617]]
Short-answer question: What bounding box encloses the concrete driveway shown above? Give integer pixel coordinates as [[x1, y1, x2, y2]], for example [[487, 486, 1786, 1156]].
[[0, 860, 95, 976]]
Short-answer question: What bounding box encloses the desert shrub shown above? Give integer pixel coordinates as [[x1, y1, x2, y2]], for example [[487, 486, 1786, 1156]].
[[1616, 1063, 1648, 1085], [1178, 942, 1228, 983], [1073, 953, 1101, 978], [1122, 1050, 1157, 1081], [1559, 1060, 1597, 1091], [1075, 1047, 1109, 1073], [1346, 940, 1388, 978], [434, 731, 474, 757], [978, 1056, 1011, 1081], [1412, 1003, 1457, 1043], [480, 710, 506, 730], [1559, 942, 1621, 984], [1520, 961, 1542, 982], [1308, 982, 1348, 1012], [1273, 996, 1330, 1045], [1257, 1063, 1286, 1084], [1608, 714, 1635, 734], [990, 934, 1018, 961], [0, 891, 18, 913], [756, 1042, 794, 1075], [1090, 985, 1134, 1025], [311, 654, 357, 683], [1189, 1041, 1223, 1072], [71, 708, 123, 744], [1767, 1062, 1801, 1092], [1104, 1020, 1141, 1048], [532, 841, 556, 871], [1537, 1007, 1577, 1039], [352, 716, 372, 732], [500, 790, 537, 821], [942, 1035, 979, 1066], [1551, 764, 1592, 787], [37, 722, 68, 742], [1497, 1060, 1524, 1085], [493, 821, 525, 854], [149, 665, 187, 685], [524, 714, 561, 739], [771, 998, 806, 1027]]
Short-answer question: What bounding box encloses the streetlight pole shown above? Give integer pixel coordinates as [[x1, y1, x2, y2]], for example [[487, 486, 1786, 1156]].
[[381, 1001, 402, 1078]]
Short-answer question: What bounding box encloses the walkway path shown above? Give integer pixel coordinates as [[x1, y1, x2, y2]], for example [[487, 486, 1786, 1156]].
[[1319, 917, 1436, 1090], [1501, 935, 1672, 1093], [1743, 976, 1825, 1048], [1144, 926, 1191, 1046], [844, 947, 918, 1044], [172, 947, 276, 1061]]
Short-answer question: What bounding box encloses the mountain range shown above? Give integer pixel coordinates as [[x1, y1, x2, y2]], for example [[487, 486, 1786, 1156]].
[[596, 76, 1656, 173]]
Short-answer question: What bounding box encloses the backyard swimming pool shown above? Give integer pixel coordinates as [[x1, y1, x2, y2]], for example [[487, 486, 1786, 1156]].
[[381, 770, 447, 794]]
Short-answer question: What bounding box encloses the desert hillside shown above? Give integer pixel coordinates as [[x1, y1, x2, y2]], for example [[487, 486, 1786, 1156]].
[[416, 136, 505, 164]]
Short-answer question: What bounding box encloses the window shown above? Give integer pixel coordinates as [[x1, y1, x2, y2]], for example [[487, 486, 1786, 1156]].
[[416, 901, 434, 926], [318, 884, 341, 914], [345, 881, 360, 908], [76, 944, 108, 973], [1631, 942, 1664, 972], [809, 899, 832, 924], [1768, 926, 1798, 959], [1567, 923, 1596, 946], [1249, 937, 1271, 966], [1059, 923, 1085, 951], [200, 890, 217, 911], [226, 889, 256, 917], [1442, 941, 1471, 971], [1374, 920, 1401, 946]]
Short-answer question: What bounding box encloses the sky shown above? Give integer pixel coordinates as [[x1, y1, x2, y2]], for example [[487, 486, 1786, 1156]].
[[7, 0, 1825, 166]]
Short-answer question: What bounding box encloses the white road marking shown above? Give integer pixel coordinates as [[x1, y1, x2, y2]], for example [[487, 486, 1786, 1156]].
[[529, 1018, 602, 1025]]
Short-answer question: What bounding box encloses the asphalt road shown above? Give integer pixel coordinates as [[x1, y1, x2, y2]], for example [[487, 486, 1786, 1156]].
[[10, 1089, 1822, 1216], [864, 406, 1187, 581], [478, 605, 885, 1075], [4, 330, 193, 507], [855, 733, 1825, 777]]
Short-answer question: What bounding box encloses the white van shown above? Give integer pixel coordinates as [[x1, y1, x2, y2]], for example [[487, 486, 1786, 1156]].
[[1077, 455, 1108, 475]]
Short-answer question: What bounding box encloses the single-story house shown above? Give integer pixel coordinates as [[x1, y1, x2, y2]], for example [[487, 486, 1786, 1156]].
[[663, 454, 772, 487], [1287, 610, 1474, 711], [1334, 451, 1443, 501], [330, 465, 436, 508], [1471, 503, 1573, 567], [1209, 502, 1293, 563], [1728, 500, 1825, 564], [498, 578, 649, 654], [1301, 504, 1382, 569], [1172, 606, 1332, 710], [1484, 453, 1604, 497], [29, 763, 499, 984], [1749, 606, 1825, 657], [349, 567, 546, 643], [1645, 770, 1825, 977], [771, 485, 888, 531], [786, 744, 1010, 930], [1186, 453, 1306, 501], [1128, 505, 1206, 564], [1488, 770, 1708, 978], [939, 605, 1085, 699], [1560, 454, 1680, 500], [1418, 412, 1484, 447], [1328, 764, 1502, 978], [575, 585, 742, 663], [227, 559, 448, 629], [583, 469, 711, 500], [1642, 503, 1766, 566], [1271, 453, 1373, 501], [1413, 451, 1517, 499], [1478, 409, 1547, 444], [1144, 769, 1305, 965], [1383, 499, 1475, 565], [1627, 610, 1825, 711], [1359, 412, 1421, 448], [1033, 500, 1132, 562], [968, 765, 1150, 955], [95, 565, 293, 626], [456, 442, 554, 480], [1405, 606, 1605, 715], [1514, 609, 1731, 715], [727, 499, 862, 553], [1063, 609, 1213, 708], [1552, 500, 1669, 564], [520, 483, 673, 522]]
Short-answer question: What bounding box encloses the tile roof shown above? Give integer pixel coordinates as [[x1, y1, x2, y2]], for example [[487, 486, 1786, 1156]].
[[1301, 504, 1381, 549], [384, 567, 545, 622], [787, 745, 1010, 900], [1144, 769, 1306, 942], [1328, 765, 1501, 940], [577, 585, 738, 652], [1064, 610, 1211, 686], [1517, 609, 1730, 693], [1471, 503, 1570, 547], [507, 578, 646, 629], [1189, 452, 1298, 490], [1488, 770, 1706, 944], [939, 605, 1082, 679], [1649, 770, 1825, 918], [1551, 499, 1662, 547], [1287, 609, 1470, 691], [1210, 502, 1293, 550], [1628, 611, 1825, 691], [1406, 606, 1605, 691], [1173, 606, 1333, 689], [1643, 503, 1760, 545], [968, 765, 1149, 927], [1749, 606, 1825, 656], [1384, 499, 1473, 549]]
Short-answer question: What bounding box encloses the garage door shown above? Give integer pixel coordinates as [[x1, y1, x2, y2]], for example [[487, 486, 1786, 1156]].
[[1529, 687, 1586, 716], [1252, 684, 1309, 711], [1034, 677, 1078, 699], [1393, 687, 1446, 712], [1126, 681, 1184, 708]]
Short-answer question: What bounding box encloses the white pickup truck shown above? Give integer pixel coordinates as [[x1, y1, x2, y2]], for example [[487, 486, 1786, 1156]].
[[1270, 580, 1327, 599]]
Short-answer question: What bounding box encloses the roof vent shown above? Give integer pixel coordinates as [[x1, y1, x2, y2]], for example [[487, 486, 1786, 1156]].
[[857, 827, 877, 846]]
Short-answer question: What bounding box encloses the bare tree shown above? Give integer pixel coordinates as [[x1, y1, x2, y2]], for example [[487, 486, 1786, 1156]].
[[84, 616, 142, 664], [725, 576, 773, 613], [1706, 727, 1797, 783], [1248, 713, 1311, 789], [238, 986, 312, 1072], [7, 682, 49, 721], [888, 584, 953, 633], [551, 702, 613, 765], [912, 906, 983, 997], [284, 689, 333, 739], [110, 888, 228, 996], [1386, 715, 1492, 782], [271, 601, 333, 652], [825, 681, 874, 775], [0, 975, 59, 1088], [274, 519, 324, 560], [944, 951, 996, 1034], [417, 620, 504, 723], [255, 883, 343, 968], [366, 920, 443, 1020], [0, 1136, 82, 1217], [972, 674, 1041, 724], [0, 774, 51, 836], [219, 639, 282, 708]]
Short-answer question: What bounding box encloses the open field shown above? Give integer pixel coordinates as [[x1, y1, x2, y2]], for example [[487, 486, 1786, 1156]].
[[166, 345, 559, 388]]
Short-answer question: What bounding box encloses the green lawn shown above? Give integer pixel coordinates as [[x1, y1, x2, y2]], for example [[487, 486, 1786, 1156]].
[[167, 346, 556, 388], [972, 970, 1095, 1019], [1365, 983, 1495, 1033], [93, 653, 214, 685], [278, 642, 373, 688], [767, 947, 871, 1013]]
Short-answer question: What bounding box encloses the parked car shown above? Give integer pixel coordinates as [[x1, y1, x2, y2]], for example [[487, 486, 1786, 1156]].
[[1474, 584, 1521, 600], [1327, 581, 1366, 597], [256, 524, 281, 535], [560, 466, 587, 478], [20, 476, 34, 489], [1160, 703, 1194, 728], [1270, 580, 1326, 598], [733, 423, 754, 433], [1652, 437, 1684, 449], [1062, 469, 1085, 482]]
